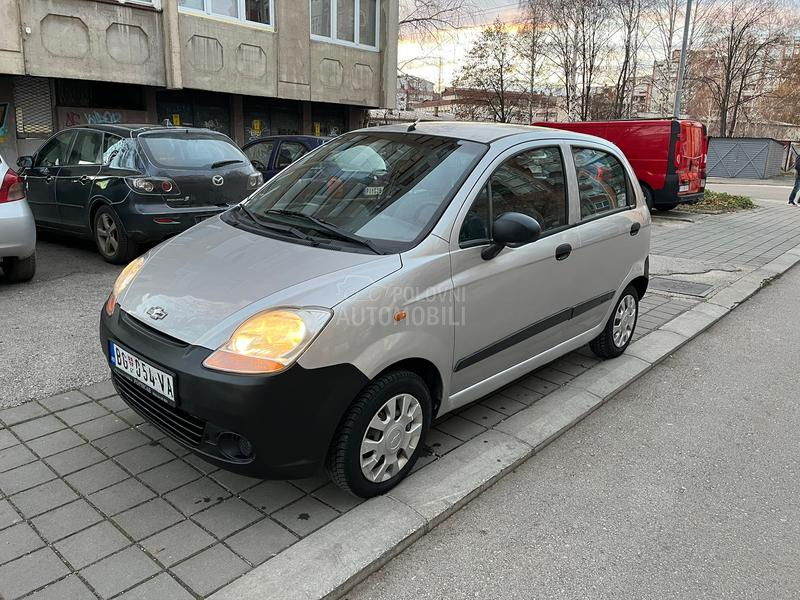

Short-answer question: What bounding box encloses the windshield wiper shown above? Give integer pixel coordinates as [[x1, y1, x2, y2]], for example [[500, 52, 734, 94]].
[[236, 205, 317, 242], [265, 209, 381, 254], [211, 159, 244, 169]]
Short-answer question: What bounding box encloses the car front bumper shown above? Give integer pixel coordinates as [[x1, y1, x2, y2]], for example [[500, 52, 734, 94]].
[[99, 306, 369, 479]]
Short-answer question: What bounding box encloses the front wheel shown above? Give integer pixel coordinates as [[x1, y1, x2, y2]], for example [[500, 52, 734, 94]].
[[327, 370, 432, 498], [589, 285, 639, 359]]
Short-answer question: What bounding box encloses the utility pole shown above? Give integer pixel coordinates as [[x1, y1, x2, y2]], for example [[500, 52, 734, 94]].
[[672, 0, 693, 118]]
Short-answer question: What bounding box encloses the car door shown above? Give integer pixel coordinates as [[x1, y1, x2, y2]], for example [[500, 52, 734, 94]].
[[55, 129, 105, 232], [450, 143, 582, 397], [242, 139, 276, 180], [567, 144, 645, 333], [24, 130, 74, 225]]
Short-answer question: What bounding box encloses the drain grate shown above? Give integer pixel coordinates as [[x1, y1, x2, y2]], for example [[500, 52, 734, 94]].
[[649, 277, 714, 297]]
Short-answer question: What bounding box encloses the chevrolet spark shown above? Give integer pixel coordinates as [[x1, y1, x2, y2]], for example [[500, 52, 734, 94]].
[[100, 122, 650, 498]]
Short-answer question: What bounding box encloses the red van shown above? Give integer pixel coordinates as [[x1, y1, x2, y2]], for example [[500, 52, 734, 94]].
[[534, 119, 707, 211]]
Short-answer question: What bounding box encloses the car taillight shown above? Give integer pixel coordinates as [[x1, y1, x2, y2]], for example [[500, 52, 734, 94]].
[[126, 177, 180, 195], [0, 169, 25, 204]]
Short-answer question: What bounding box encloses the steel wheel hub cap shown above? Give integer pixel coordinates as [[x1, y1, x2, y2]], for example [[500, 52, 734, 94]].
[[612, 294, 637, 347], [360, 393, 423, 483]]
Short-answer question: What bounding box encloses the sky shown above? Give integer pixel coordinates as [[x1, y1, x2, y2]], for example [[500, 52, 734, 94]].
[[398, 0, 524, 90]]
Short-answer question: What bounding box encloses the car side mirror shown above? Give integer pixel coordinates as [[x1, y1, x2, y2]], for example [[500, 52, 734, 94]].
[[481, 212, 542, 260], [17, 156, 33, 169]]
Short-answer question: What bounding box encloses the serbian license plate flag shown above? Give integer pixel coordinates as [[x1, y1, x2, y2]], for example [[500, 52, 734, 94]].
[[110, 341, 175, 403]]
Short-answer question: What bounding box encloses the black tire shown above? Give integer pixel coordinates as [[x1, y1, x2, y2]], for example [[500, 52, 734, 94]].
[[641, 183, 654, 211], [656, 202, 679, 211], [327, 370, 432, 498], [3, 252, 36, 283], [93, 205, 138, 265], [589, 285, 639, 359]]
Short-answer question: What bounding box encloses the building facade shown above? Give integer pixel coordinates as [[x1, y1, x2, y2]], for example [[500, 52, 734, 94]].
[[0, 0, 398, 163]]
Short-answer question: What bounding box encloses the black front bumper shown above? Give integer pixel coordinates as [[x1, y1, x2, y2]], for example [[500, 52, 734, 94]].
[[99, 307, 369, 479]]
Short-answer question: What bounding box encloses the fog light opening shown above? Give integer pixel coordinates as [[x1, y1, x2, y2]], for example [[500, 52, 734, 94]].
[[217, 432, 254, 461]]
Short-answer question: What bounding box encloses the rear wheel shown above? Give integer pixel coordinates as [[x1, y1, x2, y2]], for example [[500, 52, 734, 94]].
[[327, 370, 432, 498], [3, 253, 36, 283], [94, 206, 138, 265], [589, 285, 639, 359]]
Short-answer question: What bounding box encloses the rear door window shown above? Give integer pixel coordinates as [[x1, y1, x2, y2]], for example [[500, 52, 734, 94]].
[[572, 147, 631, 219], [66, 130, 104, 165], [139, 132, 247, 169], [275, 141, 309, 169]]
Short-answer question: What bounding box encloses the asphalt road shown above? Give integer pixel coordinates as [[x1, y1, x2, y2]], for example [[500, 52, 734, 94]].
[[0, 233, 120, 407], [346, 265, 800, 599]]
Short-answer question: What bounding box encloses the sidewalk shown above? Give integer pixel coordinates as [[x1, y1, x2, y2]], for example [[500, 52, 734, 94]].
[[346, 258, 800, 600], [3, 201, 800, 599]]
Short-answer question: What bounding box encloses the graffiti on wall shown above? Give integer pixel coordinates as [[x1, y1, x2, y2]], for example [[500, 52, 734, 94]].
[[58, 107, 148, 128], [0, 103, 8, 143]]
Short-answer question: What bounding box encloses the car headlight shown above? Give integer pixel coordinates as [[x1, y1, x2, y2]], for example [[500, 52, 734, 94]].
[[105, 256, 145, 316], [203, 308, 332, 374]]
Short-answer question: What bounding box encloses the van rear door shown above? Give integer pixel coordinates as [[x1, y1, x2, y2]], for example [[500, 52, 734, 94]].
[[677, 121, 706, 195]]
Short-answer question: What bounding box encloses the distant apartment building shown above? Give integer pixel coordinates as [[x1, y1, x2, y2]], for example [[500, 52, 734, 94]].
[[396, 74, 435, 111], [0, 0, 398, 163]]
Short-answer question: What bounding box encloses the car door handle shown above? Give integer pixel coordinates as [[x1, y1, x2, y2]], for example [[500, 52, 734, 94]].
[[45, 175, 53, 183], [630, 222, 641, 236], [555, 243, 572, 261], [79, 176, 90, 184]]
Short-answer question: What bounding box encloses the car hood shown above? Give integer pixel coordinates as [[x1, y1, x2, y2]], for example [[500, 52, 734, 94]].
[[119, 216, 402, 349]]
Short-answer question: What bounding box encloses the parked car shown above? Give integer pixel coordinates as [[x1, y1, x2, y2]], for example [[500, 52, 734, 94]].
[[17, 124, 263, 264], [534, 119, 708, 211], [242, 135, 329, 182], [100, 122, 651, 497], [0, 152, 36, 282]]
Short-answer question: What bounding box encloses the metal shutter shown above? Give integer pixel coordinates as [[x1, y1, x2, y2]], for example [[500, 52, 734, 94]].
[[13, 76, 53, 137]]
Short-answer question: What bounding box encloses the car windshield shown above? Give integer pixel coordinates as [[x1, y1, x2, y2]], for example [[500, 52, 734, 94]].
[[139, 131, 246, 169], [239, 132, 487, 252]]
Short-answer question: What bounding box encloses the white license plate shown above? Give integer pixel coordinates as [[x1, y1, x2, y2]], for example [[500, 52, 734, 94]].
[[110, 342, 175, 403], [679, 184, 690, 193]]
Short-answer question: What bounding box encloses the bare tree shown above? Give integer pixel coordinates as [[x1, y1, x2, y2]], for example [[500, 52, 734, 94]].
[[611, 0, 648, 118], [515, 1, 547, 124], [695, 0, 787, 136], [399, 0, 470, 37], [542, 0, 614, 120], [452, 19, 522, 123]]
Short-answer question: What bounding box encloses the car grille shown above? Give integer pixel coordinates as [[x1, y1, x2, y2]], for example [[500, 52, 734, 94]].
[[112, 373, 206, 447]]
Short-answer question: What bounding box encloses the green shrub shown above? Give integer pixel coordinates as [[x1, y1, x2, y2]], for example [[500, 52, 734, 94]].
[[683, 190, 755, 213]]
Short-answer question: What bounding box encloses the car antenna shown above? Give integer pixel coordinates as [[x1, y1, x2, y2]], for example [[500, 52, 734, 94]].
[[407, 118, 421, 132]]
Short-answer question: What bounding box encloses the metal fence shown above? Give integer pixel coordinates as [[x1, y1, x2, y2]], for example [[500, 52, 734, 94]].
[[707, 137, 786, 179]]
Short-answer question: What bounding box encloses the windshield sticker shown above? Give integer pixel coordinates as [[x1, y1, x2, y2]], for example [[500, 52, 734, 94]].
[[364, 186, 384, 196]]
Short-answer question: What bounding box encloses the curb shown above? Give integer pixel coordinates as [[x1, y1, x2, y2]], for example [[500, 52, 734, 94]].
[[210, 249, 800, 600]]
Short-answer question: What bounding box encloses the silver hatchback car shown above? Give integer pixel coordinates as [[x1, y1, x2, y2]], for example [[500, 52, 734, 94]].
[[0, 153, 36, 282], [100, 123, 650, 497]]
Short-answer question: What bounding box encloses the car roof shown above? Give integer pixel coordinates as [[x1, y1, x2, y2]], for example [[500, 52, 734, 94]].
[[243, 135, 330, 146], [67, 124, 227, 137], [352, 121, 611, 145]]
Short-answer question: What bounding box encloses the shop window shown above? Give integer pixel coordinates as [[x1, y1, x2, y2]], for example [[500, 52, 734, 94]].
[[179, 0, 273, 26], [311, 0, 379, 48]]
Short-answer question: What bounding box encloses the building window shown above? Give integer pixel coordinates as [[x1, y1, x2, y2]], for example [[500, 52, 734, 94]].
[[310, 0, 379, 49], [179, 0, 273, 26]]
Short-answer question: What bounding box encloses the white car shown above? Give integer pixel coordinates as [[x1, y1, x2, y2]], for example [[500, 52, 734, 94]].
[[0, 153, 36, 282]]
